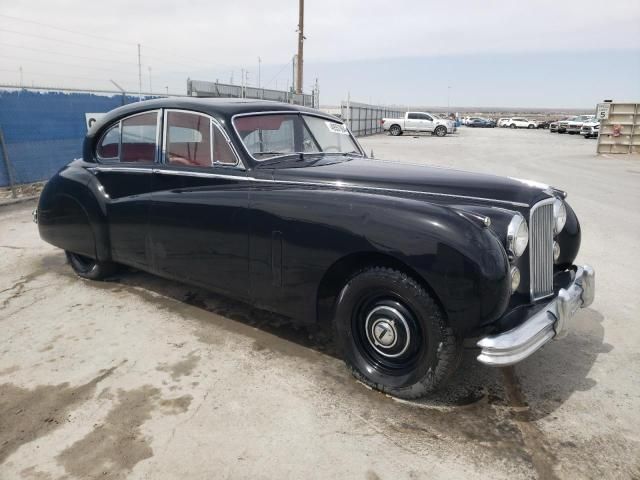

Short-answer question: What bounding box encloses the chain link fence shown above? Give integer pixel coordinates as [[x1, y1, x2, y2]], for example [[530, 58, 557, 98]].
[[341, 101, 406, 137]]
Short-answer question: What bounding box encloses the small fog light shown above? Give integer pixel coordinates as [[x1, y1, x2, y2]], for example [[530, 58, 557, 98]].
[[553, 241, 561, 263], [510, 266, 521, 293]]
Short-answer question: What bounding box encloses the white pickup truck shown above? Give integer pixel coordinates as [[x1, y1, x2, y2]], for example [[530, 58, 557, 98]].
[[382, 112, 455, 137]]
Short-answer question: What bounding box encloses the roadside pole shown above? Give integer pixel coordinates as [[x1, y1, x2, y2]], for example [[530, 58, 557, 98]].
[[0, 126, 18, 198]]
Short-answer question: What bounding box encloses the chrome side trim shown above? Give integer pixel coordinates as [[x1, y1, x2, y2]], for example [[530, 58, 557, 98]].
[[88, 166, 153, 174], [477, 264, 595, 366], [85, 166, 529, 206]]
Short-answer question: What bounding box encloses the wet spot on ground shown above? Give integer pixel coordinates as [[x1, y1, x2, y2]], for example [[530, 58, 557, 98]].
[[156, 351, 200, 381], [0, 366, 116, 463]]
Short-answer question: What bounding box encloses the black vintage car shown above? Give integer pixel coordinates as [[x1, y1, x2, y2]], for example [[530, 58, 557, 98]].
[[35, 98, 595, 399]]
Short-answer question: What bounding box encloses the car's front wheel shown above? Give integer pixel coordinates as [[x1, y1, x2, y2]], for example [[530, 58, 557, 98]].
[[528, 124, 535, 129], [510, 124, 517, 129], [434, 125, 447, 137], [66, 251, 118, 280], [333, 267, 462, 399]]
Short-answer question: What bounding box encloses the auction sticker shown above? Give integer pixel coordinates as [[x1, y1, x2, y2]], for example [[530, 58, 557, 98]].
[[327, 122, 349, 134]]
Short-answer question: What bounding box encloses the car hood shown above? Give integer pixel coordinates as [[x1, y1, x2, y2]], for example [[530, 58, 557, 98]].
[[270, 157, 554, 208]]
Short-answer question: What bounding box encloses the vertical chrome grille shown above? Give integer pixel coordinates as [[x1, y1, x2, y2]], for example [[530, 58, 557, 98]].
[[529, 199, 554, 300]]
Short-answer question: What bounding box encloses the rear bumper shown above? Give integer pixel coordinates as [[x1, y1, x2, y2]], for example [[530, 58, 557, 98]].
[[476, 265, 595, 367]]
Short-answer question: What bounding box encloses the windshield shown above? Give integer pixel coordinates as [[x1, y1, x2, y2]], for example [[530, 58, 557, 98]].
[[233, 113, 363, 160]]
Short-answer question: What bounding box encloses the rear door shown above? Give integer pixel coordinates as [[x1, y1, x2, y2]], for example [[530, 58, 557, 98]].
[[91, 110, 161, 268], [148, 109, 250, 298]]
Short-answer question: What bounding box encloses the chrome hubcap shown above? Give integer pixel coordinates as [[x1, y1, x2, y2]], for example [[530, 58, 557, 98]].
[[365, 305, 410, 358]]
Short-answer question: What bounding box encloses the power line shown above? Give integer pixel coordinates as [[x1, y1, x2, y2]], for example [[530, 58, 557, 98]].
[[0, 54, 139, 77], [0, 13, 136, 46], [0, 67, 137, 86], [0, 14, 231, 74], [0, 42, 140, 66], [0, 27, 132, 55]]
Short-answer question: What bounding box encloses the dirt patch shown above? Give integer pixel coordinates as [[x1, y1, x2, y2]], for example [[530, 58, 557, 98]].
[[156, 351, 200, 381], [0, 366, 116, 464], [56, 385, 192, 479], [0, 365, 20, 376]]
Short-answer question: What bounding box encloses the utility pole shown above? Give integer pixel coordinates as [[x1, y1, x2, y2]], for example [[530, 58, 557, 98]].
[[148, 66, 152, 93], [296, 0, 304, 94], [447, 85, 451, 111], [291, 55, 297, 92], [258, 56, 261, 89], [137, 43, 142, 100]]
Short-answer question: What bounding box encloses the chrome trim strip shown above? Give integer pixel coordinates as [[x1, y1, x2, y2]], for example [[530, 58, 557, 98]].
[[529, 197, 555, 301], [477, 265, 595, 366], [230, 110, 365, 162], [85, 166, 529, 206]]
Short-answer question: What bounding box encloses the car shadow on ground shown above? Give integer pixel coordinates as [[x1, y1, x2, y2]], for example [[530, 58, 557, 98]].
[[44, 253, 609, 416]]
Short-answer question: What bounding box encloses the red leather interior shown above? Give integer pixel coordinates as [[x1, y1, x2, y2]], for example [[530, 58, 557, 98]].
[[121, 143, 155, 163]]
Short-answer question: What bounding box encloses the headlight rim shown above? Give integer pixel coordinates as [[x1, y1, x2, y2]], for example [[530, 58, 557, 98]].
[[553, 199, 567, 235], [507, 213, 529, 258]]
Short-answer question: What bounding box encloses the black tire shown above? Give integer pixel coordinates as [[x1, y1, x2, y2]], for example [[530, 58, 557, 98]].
[[389, 125, 402, 136], [434, 125, 447, 137], [65, 251, 118, 280], [528, 124, 534, 129], [583, 135, 589, 139], [510, 124, 517, 129], [333, 267, 462, 399]]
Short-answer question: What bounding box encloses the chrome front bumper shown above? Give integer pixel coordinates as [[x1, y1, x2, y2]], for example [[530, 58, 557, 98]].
[[477, 265, 595, 367]]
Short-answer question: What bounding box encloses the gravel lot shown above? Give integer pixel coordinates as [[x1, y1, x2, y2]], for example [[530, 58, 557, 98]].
[[1, 127, 639, 479]]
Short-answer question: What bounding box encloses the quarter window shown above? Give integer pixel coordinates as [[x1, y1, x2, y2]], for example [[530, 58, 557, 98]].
[[97, 124, 119, 159]]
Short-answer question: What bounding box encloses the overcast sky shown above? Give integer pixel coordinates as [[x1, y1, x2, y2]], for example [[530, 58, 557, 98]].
[[0, 0, 638, 107]]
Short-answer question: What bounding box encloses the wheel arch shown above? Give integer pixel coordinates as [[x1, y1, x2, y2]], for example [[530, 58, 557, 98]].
[[316, 251, 445, 328]]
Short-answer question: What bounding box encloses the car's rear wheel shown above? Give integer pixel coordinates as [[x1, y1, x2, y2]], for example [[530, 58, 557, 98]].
[[389, 125, 402, 136], [510, 124, 517, 129], [434, 125, 447, 137], [65, 251, 118, 280], [333, 267, 462, 399]]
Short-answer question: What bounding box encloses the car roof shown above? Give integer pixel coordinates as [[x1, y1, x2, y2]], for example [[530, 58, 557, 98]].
[[88, 97, 332, 138]]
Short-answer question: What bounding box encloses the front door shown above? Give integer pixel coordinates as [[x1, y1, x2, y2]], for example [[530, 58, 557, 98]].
[[148, 110, 250, 299]]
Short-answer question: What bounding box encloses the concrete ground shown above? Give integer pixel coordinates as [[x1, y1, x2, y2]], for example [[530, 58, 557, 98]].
[[1, 127, 639, 479]]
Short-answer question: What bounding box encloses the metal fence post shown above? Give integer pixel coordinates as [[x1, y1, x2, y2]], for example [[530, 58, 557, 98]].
[[0, 126, 17, 198]]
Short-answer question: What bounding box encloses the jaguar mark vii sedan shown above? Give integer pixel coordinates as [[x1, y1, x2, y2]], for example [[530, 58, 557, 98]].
[[35, 98, 595, 399]]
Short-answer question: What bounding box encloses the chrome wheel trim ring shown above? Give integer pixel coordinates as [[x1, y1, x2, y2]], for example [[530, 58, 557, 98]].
[[364, 305, 411, 358]]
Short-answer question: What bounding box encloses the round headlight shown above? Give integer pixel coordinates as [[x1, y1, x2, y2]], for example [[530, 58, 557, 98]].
[[507, 214, 529, 257], [553, 199, 567, 234], [510, 266, 521, 292]]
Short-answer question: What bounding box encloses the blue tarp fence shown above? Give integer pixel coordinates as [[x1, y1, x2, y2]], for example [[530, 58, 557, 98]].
[[0, 89, 155, 187]]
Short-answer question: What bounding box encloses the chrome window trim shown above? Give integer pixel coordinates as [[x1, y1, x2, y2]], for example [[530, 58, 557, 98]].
[[231, 110, 365, 162], [529, 197, 556, 302], [95, 109, 162, 165], [85, 165, 528, 207], [162, 108, 245, 170]]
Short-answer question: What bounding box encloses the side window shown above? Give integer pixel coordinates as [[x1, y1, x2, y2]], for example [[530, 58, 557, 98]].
[[421, 114, 433, 121], [121, 112, 159, 163], [97, 124, 120, 160], [166, 111, 212, 167], [212, 126, 238, 165], [407, 113, 418, 120]]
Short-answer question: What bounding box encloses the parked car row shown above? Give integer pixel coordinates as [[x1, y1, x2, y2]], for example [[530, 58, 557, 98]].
[[549, 115, 598, 138]]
